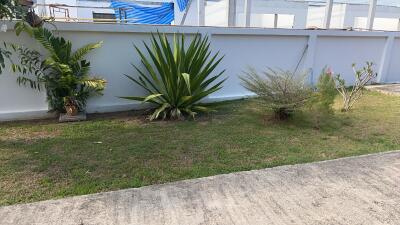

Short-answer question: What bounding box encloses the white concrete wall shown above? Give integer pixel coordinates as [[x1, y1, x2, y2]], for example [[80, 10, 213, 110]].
[[187, 0, 308, 28], [307, 3, 400, 31], [77, 0, 114, 22], [386, 37, 400, 83], [346, 4, 400, 30], [0, 31, 49, 120], [204, 0, 228, 27], [234, 0, 308, 28], [0, 22, 399, 121]]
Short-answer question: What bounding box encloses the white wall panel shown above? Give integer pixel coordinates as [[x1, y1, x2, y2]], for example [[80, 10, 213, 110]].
[[0, 22, 398, 121]]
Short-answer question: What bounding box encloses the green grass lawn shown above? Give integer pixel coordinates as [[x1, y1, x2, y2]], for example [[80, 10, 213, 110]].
[[0, 91, 399, 206]]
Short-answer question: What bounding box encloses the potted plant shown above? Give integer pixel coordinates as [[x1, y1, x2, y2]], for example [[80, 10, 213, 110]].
[[1, 24, 106, 122], [63, 96, 79, 116]]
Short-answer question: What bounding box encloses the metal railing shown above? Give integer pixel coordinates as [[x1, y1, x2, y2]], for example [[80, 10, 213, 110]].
[[31, 2, 162, 23]]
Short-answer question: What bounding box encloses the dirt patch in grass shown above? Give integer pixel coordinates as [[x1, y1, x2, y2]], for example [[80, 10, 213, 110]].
[[0, 128, 62, 142]]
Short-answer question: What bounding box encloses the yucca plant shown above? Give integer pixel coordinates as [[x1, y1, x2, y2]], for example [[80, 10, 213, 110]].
[[121, 33, 226, 120], [4, 24, 106, 113]]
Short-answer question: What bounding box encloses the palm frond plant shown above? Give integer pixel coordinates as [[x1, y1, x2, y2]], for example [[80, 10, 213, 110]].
[[240, 67, 312, 120], [121, 32, 226, 120], [3, 24, 106, 114]]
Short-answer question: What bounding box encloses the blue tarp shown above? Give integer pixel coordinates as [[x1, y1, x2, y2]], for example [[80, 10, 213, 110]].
[[176, 0, 189, 11], [110, 1, 174, 24]]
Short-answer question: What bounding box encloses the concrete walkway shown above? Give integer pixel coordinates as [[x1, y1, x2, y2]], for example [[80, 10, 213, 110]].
[[1, 151, 400, 225], [366, 84, 400, 96]]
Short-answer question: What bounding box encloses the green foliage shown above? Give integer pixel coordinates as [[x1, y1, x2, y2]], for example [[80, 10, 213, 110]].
[[335, 62, 376, 111], [121, 32, 226, 120], [0, 1, 43, 26], [307, 67, 338, 129], [3, 24, 106, 113], [0, 10, 45, 74], [0, 0, 25, 20], [240, 67, 313, 120], [0, 44, 13, 74], [313, 67, 337, 113]]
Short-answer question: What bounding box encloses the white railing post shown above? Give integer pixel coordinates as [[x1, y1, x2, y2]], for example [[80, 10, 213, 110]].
[[274, 14, 278, 28], [244, 0, 251, 27], [227, 0, 236, 27], [397, 18, 400, 31], [367, 0, 377, 30], [180, 0, 194, 25], [197, 0, 205, 26], [323, 0, 333, 29]]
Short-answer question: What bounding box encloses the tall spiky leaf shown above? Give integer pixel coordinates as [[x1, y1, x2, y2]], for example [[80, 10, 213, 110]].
[[121, 32, 226, 120]]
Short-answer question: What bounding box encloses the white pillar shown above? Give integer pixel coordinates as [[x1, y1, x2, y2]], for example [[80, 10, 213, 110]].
[[197, 0, 205, 26], [227, 0, 236, 27], [302, 34, 318, 84], [377, 35, 395, 83], [323, 0, 333, 29], [397, 18, 400, 31], [367, 0, 377, 30], [244, 0, 251, 27], [274, 14, 278, 28]]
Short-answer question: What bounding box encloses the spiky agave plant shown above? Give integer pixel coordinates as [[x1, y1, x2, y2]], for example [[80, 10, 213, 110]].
[[5, 24, 106, 113], [121, 32, 226, 120]]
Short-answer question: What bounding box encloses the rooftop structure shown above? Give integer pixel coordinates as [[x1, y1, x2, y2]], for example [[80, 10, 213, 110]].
[[29, 0, 400, 31]]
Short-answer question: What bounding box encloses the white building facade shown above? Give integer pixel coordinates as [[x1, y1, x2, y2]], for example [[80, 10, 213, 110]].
[[30, 0, 400, 31]]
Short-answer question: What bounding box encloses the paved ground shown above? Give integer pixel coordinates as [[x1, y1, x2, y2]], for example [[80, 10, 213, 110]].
[[1, 151, 400, 225], [366, 84, 400, 96]]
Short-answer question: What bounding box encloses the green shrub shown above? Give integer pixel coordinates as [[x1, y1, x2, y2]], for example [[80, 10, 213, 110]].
[[240, 67, 312, 120], [308, 68, 337, 128], [121, 32, 226, 120], [313, 67, 337, 113], [3, 24, 106, 113]]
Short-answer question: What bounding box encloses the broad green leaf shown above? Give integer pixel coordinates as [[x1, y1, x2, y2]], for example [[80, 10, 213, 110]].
[[181, 73, 191, 94], [143, 93, 163, 102]]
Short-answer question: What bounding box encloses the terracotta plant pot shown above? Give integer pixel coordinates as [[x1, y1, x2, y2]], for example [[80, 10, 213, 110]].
[[25, 11, 44, 27], [65, 105, 78, 116]]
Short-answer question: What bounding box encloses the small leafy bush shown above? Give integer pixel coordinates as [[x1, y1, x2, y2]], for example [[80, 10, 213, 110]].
[[240, 67, 312, 120], [335, 62, 376, 111], [308, 67, 337, 128], [313, 67, 337, 113], [121, 32, 226, 120], [3, 24, 106, 113]]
